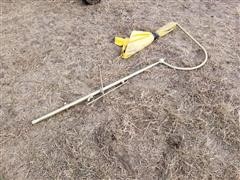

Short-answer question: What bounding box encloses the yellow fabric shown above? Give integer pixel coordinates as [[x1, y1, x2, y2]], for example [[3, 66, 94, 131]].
[[156, 22, 177, 37], [115, 22, 177, 59]]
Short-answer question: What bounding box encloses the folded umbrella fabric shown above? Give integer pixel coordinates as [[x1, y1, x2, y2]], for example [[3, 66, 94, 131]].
[[115, 22, 177, 59]]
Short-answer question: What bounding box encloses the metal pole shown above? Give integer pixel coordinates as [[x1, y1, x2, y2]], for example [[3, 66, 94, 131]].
[[32, 59, 164, 124]]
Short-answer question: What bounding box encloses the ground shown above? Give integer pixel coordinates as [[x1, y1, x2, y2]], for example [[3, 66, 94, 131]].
[[1, 0, 240, 179]]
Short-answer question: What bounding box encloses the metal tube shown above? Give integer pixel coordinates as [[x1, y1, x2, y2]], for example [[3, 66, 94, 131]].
[[32, 59, 164, 124]]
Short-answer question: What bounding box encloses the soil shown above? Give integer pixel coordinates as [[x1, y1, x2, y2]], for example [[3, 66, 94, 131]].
[[1, 0, 240, 179]]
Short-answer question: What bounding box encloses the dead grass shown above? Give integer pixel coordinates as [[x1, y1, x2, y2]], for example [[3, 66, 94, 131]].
[[1, 0, 240, 179]]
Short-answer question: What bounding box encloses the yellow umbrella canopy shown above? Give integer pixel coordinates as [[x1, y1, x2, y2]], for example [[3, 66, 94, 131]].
[[115, 22, 177, 59]]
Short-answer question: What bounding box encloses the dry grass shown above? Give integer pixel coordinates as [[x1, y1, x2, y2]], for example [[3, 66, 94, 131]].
[[1, 0, 240, 179]]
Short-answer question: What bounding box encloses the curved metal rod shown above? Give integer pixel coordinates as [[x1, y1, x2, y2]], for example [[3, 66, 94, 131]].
[[161, 24, 208, 71]]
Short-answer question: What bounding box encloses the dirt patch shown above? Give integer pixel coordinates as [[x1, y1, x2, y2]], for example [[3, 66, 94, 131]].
[[1, 0, 240, 179]]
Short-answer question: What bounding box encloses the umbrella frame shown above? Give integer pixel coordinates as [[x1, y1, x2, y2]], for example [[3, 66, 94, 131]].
[[32, 23, 208, 125]]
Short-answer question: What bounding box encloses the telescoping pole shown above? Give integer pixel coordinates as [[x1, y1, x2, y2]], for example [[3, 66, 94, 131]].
[[32, 59, 164, 124]]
